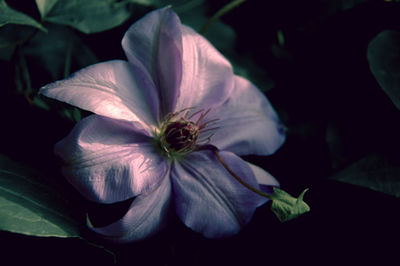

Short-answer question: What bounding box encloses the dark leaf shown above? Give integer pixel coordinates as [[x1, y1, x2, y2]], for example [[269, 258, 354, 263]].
[[331, 154, 400, 197], [0, 154, 80, 237], [0, 24, 36, 61], [0, 0, 46, 31], [37, 0, 132, 34], [368, 30, 400, 110], [23, 24, 98, 80]]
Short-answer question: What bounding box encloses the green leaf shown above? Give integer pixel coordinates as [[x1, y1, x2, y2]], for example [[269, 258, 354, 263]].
[[270, 188, 310, 222], [21, 24, 95, 119], [0, 24, 37, 61], [368, 30, 400, 110], [331, 154, 400, 197], [0, 154, 79, 237], [0, 0, 46, 32], [37, 0, 132, 34], [23, 24, 98, 80]]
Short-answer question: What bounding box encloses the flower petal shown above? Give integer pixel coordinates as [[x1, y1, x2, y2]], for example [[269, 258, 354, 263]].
[[121, 7, 234, 115], [122, 7, 182, 116], [55, 115, 169, 203], [89, 174, 172, 242], [40, 60, 158, 133], [175, 26, 234, 112], [247, 162, 279, 196], [171, 150, 265, 238], [207, 75, 286, 156]]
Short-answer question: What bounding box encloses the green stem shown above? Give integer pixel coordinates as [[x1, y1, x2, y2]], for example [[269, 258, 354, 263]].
[[213, 149, 274, 200], [16, 47, 32, 95], [200, 0, 247, 35], [64, 38, 73, 78]]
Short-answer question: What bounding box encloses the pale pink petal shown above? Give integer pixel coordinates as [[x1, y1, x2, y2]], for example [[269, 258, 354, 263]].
[[207, 75, 286, 156], [40, 60, 158, 133], [121, 7, 235, 116], [89, 174, 172, 242], [175, 26, 234, 112], [56, 115, 169, 203], [171, 150, 265, 238], [122, 7, 182, 116]]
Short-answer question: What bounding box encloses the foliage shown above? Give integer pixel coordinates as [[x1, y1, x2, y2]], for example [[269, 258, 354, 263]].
[[0, 154, 79, 237], [35, 0, 132, 34], [331, 153, 400, 197], [0, 0, 46, 31], [368, 30, 400, 110]]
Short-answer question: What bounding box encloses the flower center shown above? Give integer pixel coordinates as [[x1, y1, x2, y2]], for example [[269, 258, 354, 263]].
[[164, 119, 199, 152], [156, 108, 218, 158]]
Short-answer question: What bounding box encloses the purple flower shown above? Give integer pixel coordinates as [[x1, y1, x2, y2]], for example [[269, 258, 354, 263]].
[[40, 7, 285, 242]]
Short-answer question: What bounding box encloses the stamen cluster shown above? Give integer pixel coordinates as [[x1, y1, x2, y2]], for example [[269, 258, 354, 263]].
[[156, 108, 218, 158]]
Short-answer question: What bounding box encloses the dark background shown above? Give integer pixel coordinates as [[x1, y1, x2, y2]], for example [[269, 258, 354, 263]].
[[1, 0, 400, 265]]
